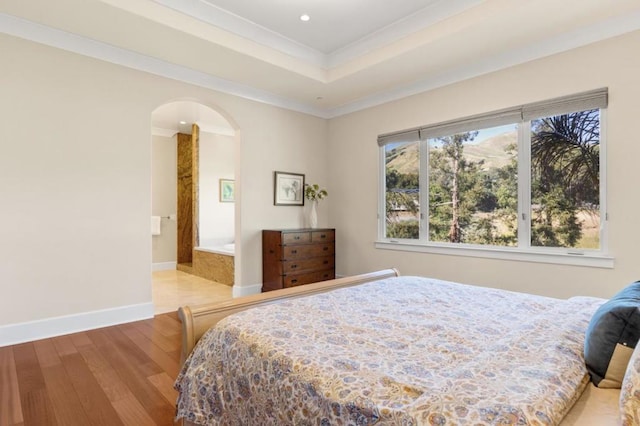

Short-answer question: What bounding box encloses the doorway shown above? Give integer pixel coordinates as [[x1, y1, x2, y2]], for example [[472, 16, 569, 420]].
[[150, 100, 238, 313]]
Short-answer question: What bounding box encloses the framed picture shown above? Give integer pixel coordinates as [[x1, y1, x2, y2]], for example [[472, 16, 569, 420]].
[[274, 171, 305, 206], [219, 179, 234, 202]]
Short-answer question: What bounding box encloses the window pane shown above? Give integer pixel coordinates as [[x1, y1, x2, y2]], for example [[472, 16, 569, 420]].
[[385, 141, 420, 239], [428, 124, 518, 245], [530, 109, 600, 249]]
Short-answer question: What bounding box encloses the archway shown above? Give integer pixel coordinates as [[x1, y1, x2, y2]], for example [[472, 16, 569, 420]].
[[150, 100, 240, 313]]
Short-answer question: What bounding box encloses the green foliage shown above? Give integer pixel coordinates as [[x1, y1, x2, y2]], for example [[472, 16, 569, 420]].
[[386, 220, 419, 239], [304, 183, 328, 202], [383, 109, 599, 249], [531, 109, 600, 248], [386, 169, 419, 190], [427, 131, 517, 245], [385, 164, 420, 238]]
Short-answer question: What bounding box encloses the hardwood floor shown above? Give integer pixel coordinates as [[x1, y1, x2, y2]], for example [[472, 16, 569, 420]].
[[1, 312, 183, 426], [0, 271, 233, 425]]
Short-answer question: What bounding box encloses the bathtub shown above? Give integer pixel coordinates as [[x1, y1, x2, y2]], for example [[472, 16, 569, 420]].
[[195, 243, 235, 256], [192, 240, 235, 285]]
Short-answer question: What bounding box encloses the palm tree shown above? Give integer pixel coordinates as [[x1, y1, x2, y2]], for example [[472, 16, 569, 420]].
[[530, 109, 600, 247]]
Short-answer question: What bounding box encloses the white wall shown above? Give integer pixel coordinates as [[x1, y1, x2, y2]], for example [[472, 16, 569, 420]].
[[7, 26, 636, 340], [199, 132, 234, 246], [0, 33, 328, 337], [328, 30, 640, 300], [151, 134, 177, 264]]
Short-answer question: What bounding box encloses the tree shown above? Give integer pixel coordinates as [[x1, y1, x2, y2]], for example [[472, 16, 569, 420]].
[[385, 169, 419, 238], [530, 109, 600, 247], [429, 131, 487, 243]]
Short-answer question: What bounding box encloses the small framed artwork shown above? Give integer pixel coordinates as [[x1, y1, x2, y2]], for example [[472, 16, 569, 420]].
[[219, 179, 234, 202], [274, 171, 305, 206]]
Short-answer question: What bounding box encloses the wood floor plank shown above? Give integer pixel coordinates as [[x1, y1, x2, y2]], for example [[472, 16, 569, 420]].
[[147, 315, 182, 337], [76, 346, 131, 403], [0, 347, 24, 426], [13, 343, 58, 426], [167, 349, 182, 363], [33, 340, 61, 368], [69, 332, 93, 349], [104, 327, 163, 378], [120, 326, 180, 377], [7, 313, 183, 425], [78, 345, 162, 425], [87, 328, 175, 425], [132, 322, 181, 353], [20, 389, 59, 426], [41, 363, 92, 425], [61, 352, 124, 425], [33, 339, 92, 425], [147, 372, 178, 405], [112, 395, 157, 426], [165, 311, 180, 321], [52, 335, 78, 357]]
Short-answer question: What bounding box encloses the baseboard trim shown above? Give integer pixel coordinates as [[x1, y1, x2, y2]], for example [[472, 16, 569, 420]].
[[152, 261, 177, 271], [0, 302, 154, 347], [232, 283, 262, 297]]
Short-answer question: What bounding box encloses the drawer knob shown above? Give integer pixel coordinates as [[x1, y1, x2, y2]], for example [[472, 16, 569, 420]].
[[291, 279, 298, 284], [291, 250, 297, 254], [291, 264, 297, 269], [294, 236, 300, 240], [320, 234, 326, 239]]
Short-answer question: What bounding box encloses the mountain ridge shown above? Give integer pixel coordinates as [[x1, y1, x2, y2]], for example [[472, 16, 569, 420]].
[[386, 132, 516, 174]]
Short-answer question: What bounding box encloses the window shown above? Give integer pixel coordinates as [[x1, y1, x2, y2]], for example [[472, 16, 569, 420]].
[[378, 89, 608, 262]]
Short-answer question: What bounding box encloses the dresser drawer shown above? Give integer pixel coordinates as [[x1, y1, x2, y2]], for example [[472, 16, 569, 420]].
[[283, 269, 335, 288], [283, 243, 334, 259], [312, 230, 335, 242], [283, 256, 334, 274], [263, 228, 336, 293], [282, 232, 311, 244]]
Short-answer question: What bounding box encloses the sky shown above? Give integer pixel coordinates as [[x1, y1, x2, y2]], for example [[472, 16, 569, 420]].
[[385, 123, 517, 152]]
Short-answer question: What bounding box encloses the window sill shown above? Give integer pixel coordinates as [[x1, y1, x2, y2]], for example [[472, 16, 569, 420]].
[[375, 240, 614, 269]]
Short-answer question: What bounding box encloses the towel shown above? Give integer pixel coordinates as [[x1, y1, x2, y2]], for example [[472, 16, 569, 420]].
[[151, 216, 161, 236]]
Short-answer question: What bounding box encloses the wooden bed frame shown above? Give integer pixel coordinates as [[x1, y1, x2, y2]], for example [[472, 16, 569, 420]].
[[177, 268, 400, 364], [175, 268, 621, 426]]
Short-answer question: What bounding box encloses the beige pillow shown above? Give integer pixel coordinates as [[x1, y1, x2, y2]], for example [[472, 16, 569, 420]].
[[620, 343, 640, 425]]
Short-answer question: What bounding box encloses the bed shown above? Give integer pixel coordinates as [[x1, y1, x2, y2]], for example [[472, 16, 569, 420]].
[[175, 269, 622, 425]]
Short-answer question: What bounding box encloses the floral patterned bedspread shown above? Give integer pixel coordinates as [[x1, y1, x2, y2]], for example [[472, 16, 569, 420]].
[[175, 276, 604, 425]]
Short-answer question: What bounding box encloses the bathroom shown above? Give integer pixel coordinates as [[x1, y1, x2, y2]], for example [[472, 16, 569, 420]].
[[151, 101, 236, 303]]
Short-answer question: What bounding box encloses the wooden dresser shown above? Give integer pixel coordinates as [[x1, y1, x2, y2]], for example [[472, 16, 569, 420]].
[[262, 228, 335, 292]]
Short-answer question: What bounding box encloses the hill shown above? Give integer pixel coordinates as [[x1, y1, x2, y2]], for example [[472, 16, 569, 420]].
[[386, 132, 516, 174], [463, 132, 516, 170]]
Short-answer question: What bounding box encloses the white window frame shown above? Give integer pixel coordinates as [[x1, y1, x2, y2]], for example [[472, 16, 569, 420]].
[[376, 90, 613, 268]]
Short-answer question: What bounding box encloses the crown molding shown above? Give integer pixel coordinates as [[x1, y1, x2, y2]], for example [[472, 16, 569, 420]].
[[326, 0, 482, 68], [149, 0, 483, 70], [0, 13, 328, 118], [150, 0, 327, 68], [325, 10, 640, 118], [1, 11, 639, 120]]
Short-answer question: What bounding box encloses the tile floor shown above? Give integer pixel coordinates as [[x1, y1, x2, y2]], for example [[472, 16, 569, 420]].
[[152, 269, 233, 315]]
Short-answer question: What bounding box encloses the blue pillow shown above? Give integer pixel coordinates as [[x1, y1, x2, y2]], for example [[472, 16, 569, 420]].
[[584, 281, 640, 388]]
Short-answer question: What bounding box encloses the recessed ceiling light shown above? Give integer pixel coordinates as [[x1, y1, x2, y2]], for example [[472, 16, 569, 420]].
[[300, 14, 310, 22], [179, 121, 187, 125]]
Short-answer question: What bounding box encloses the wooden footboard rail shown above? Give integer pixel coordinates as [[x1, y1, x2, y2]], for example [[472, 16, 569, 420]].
[[177, 268, 400, 365]]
